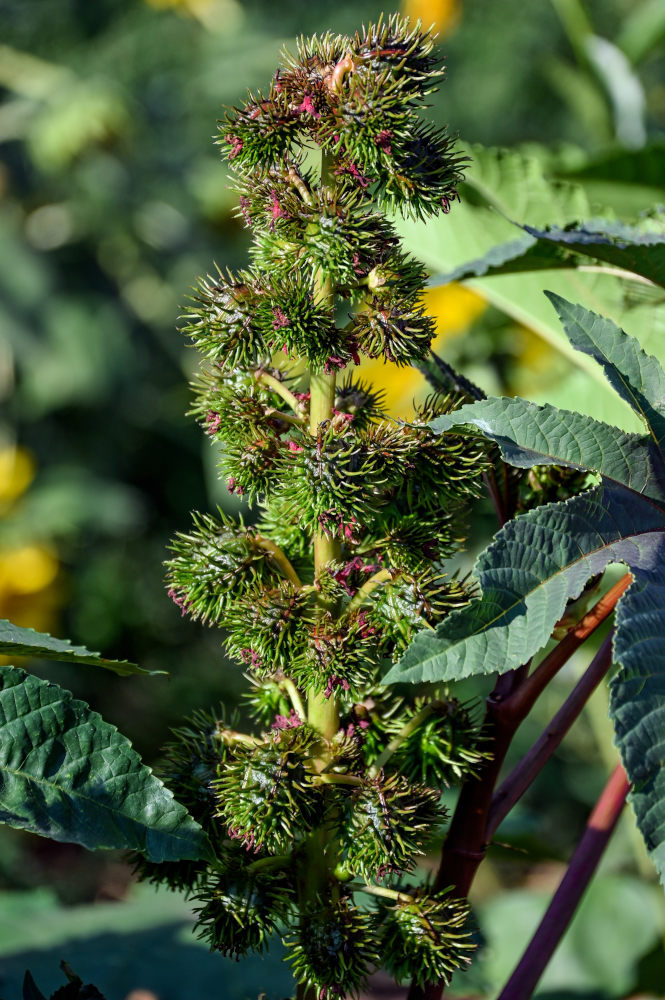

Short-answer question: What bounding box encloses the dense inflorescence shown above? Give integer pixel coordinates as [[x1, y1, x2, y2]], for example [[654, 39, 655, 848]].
[[140, 16, 491, 997]]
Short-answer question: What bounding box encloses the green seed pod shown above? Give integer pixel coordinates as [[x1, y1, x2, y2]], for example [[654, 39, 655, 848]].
[[165, 512, 287, 625], [377, 889, 474, 986], [285, 897, 379, 998], [214, 727, 322, 853], [183, 268, 268, 372], [223, 583, 313, 676], [194, 865, 294, 957], [390, 698, 490, 787], [341, 773, 443, 880]]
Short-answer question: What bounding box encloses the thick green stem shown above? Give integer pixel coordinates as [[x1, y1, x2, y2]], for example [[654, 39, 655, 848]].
[[307, 149, 341, 746], [307, 372, 341, 741], [298, 152, 343, 993]]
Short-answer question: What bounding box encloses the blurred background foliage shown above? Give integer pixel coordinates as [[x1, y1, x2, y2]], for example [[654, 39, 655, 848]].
[[1, 0, 665, 997]]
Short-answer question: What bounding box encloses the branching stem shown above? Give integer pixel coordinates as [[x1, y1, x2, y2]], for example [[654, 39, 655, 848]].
[[254, 536, 303, 588], [346, 568, 394, 613], [487, 633, 614, 839], [496, 763, 630, 1000], [358, 883, 414, 904], [313, 772, 363, 787], [220, 729, 262, 747], [256, 371, 306, 416]]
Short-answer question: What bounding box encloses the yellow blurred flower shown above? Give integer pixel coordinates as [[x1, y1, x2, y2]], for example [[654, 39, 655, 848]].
[[0, 545, 59, 597], [401, 0, 460, 36], [0, 446, 61, 650], [355, 283, 486, 418], [0, 447, 35, 505]]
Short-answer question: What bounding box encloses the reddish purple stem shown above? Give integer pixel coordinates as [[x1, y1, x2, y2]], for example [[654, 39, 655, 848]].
[[496, 764, 630, 1000]]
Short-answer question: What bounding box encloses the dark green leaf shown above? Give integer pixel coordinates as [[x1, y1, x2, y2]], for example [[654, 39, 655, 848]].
[[547, 293, 665, 454], [0, 620, 164, 678], [384, 484, 664, 685], [526, 220, 665, 290], [0, 667, 210, 862], [429, 233, 571, 285], [431, 396, 661, 499], [610, 569, 665, 885]]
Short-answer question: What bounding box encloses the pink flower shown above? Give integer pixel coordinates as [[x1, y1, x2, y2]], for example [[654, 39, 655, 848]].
[[272, 709, 302, 730], [167, 588, 190, 617], [206, 410, 221, 434], [226, 135, 243, 159], [297, 94, 321, 118], [324, 675, 351, 699], [270, 190, 289, 224], [374, 129, 393, 154], [272, 307, 290, 329], [287, 440, 303, 453]]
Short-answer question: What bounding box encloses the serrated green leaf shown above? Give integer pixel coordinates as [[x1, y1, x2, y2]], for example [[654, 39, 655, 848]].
[[383, 484, 663, 685], [610, 570, 665, 885], [528, 220, 665, 289], [0, 667, 209, 862], [430, 396, 661, 499], [398, 144, 665, 433], [0, 620, 164, 678], [547, 292, 665, 454]]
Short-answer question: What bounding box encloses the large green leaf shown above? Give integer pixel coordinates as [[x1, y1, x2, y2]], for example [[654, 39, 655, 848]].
[[0, 620, 163, 678], [547, 292, 665, 453], [0, 667, 209, 862], [383, 483, 664, 685], [430, 396, 661, 499], [610, 571, 665, 884], [398, 143, 665, 432], [432, 217, 665, 291], [387, 295, 665, 882]]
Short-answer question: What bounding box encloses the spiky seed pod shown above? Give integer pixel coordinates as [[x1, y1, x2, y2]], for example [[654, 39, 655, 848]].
[[341, 773, 444, 881], [278, 421, 409, 537], [371, 572, 473, 658], [183, 269, 268, 372], [223, 583, 312, 676], [389, 699, 490, 787], [375, 123, 466, 220], [243, 676, 297, 730], [189, 367, 300, 445], [218, 86, 302, 173], [246, 177, 398, 290], [404, 400, 489, 512], [333, 376, 386, 429], [285, 897, 378, 998], [377, 889, 474, 986], [518, 463, 592, 512], [214, 727, 322, 853], [194, 865, 294, 958], [165, 513, 288, 625], [290, 610, 380, 701], [360, 508, 462, 574], [350, 292, 435, 366]]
